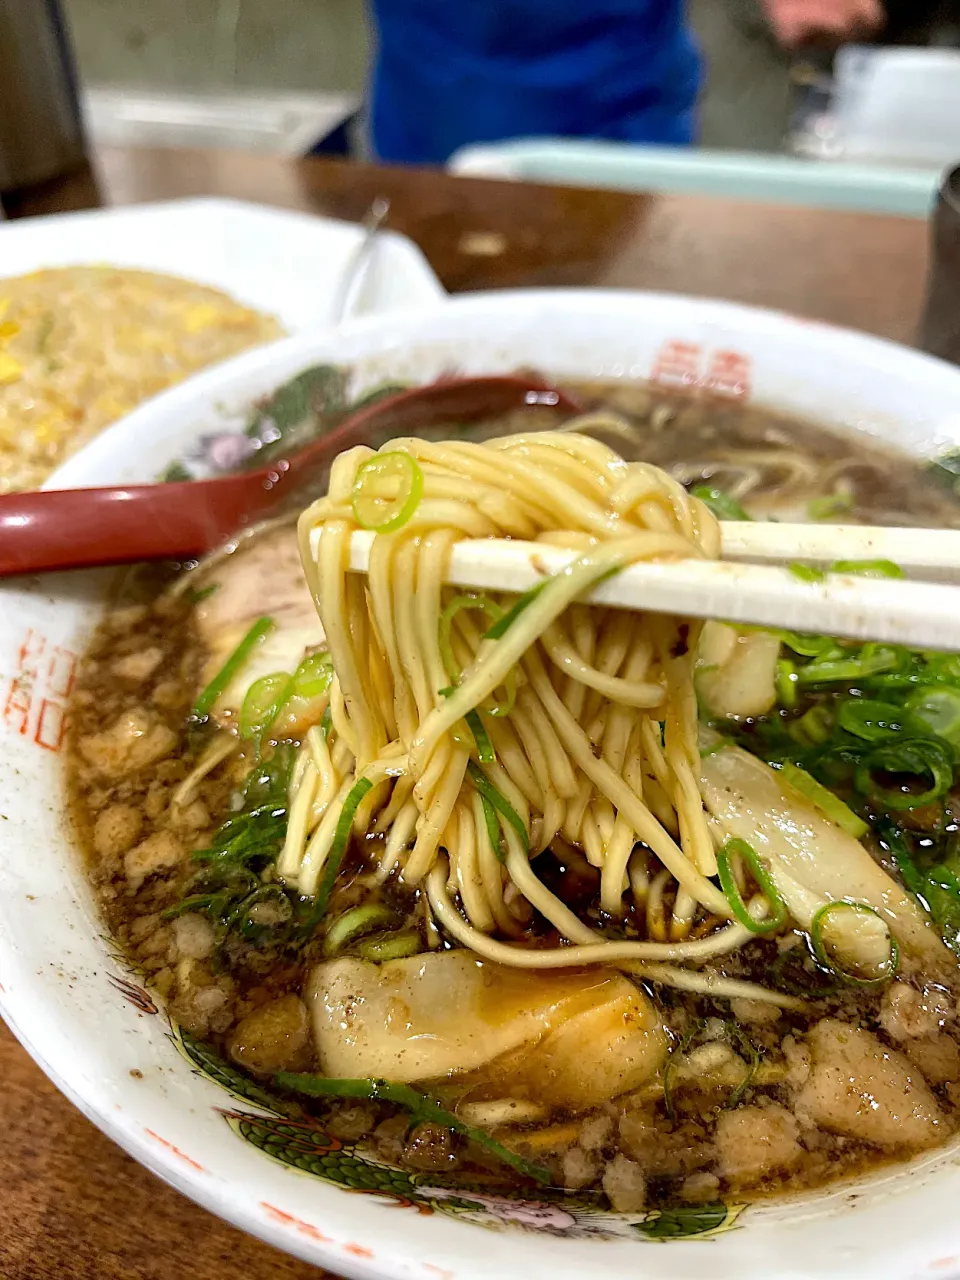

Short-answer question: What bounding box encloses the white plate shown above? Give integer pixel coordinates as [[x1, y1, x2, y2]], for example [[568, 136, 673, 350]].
[[5, 289, 960, 1280], [0, 197, 446, 331]]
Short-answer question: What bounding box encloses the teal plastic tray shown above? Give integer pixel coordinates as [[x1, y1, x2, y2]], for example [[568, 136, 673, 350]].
[[449, 139, 944, 218]]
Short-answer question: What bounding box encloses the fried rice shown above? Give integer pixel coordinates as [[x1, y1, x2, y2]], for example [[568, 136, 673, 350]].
[[0, 266, 285, 493]]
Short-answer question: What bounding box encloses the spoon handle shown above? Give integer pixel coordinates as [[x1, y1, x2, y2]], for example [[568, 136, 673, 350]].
[[0, 477, 260, 576]]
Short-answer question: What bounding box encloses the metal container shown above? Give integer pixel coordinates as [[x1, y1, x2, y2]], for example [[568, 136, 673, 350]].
[[0, 0, 86, 193], [920, 165, 960, 367]]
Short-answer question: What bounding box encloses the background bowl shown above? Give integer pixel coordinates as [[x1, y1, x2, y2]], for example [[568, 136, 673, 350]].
[[4, 289, 960, 1280]]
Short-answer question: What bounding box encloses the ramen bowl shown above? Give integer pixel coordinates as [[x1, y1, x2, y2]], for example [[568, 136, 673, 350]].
[[4, 289, 960, 1280]]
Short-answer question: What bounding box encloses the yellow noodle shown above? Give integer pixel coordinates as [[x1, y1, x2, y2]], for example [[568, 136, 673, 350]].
[[293, 426, 760, 991]]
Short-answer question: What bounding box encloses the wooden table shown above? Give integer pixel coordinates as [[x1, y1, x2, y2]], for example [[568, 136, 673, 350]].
[[0, 147, 932, 1280], [5, 147, 930, 342]]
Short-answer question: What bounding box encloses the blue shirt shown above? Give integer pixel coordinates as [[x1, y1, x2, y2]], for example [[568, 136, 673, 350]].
[[369, 0, 701, 165]]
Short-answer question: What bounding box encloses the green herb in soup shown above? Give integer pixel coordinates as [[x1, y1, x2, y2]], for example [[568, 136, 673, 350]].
[[67, 372, 960, 1216]]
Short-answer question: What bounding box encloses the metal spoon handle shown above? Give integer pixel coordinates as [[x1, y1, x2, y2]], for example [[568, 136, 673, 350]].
[[329, 195, 391, 325]]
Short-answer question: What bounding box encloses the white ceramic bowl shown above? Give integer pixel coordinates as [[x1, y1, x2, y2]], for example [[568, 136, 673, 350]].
[[5, 290, 960, 1280]]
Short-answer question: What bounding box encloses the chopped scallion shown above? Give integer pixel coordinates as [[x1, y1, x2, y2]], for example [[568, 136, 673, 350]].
[[776, 658, 798, 709], [807, 492, 853, 521], [351, 451, 424, 533], [796, 646, 900, 687], [186, 582, 220, 604], [779, 762, 868, 839], [439, 688, 496, 763], [274, 1073, 551, 1182], [467, 760, 528, 851], [905, 684, 960, 746], [357, 929, 422, 962], [854, 736, 953, 811], [192, 616, 273, 721], [787, 562, 825, 584], [239, 671, 295, 741], [307, 776, 374, 926], [483, 581, 550, 641], [464, 708, 495, 762], [323, 903, 396, 957], [832, 558, 904, 579], [439, 593, 503, 682], [716, 838, 787, 935], [293, 650, 334, 698], [691, 486, 750, 522], [809, 900, 900, 986], [479, 791, 504, 862], [837, 698, 919, 742]]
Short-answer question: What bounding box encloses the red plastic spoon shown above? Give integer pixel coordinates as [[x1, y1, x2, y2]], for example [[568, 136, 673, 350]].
[[0, 376, 580, 577]]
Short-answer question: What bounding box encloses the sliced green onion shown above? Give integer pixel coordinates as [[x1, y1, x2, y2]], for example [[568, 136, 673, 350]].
[[790, 704, 834, 747], [274, 1073, 550, 1183], [186, 582, 220, 604], [905, 685, 960, 746], [486, 674, 517, 718], [483, 580, 550, 641], [804, 742, 869, 789], [810, 900, 900, 986], [438, 593, 516, 716], [775, 631, 836, 658], [357, 929, 423, 962], [479, 791, 505, 862], [467, 760, 528, 851], [227, 883, 295, 940], [691, 486, 750, 522], [837, 698, 919, 742], [464, 708, 495, 762], [923, 653, 960, 684], [192, 615, 274, 720], [920, 864, 960, 953], [796, 645, 900, 687], [320, 704, 333, 739], [880, 821, 960, 955], [715, 838, 788, 935], [351, 451, 424, 533], [439, 688, 496, 763], [807, 492, 853, 521], [239, 671, 295, 741], [854, 736, 954, 811], [787, 562, 825, 584], [323, 903, 396, 957], [779, 762, 868, 839], [726, 1025, 761, 1109], [308, 776, 374, 925], [439, 594, 503, 681], [875, 817, 926, 898], [776, 658, 798, 709], [832, 558, 904, 579], [293, 650, 334, 698]]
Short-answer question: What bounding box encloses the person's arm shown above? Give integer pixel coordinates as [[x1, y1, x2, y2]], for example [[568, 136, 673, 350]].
[[760, 0, 884, 46]]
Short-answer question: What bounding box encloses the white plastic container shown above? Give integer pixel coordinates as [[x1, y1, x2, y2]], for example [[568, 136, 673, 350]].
[[832, 46, 960, 169]]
